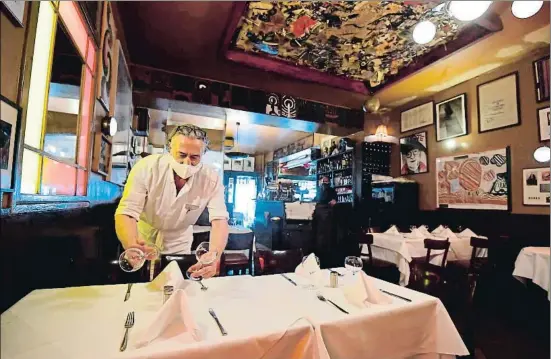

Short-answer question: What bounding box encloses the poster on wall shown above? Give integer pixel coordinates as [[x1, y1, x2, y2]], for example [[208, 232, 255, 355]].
[[0, 96, 20, 190], [477, 73, 520, 133], [436, 147, 510, 211], [533, 56, 550, 103], [538, 107, 550, 142], [400, 131, 428, 175], [400, 101, 434, 133], [523, 168, 550, 206], [436, 94, 468, 141], [96, 1, 117, 112]]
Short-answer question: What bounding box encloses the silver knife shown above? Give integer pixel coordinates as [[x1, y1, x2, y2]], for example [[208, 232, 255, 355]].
[[380, 289, 411, 302], [124, 283, 133, 302], [280, 273, 297, 286], [209, 308, 227, 336]]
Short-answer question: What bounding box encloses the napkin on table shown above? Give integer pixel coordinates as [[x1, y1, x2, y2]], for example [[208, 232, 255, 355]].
[[431, 225, 445, 235], [384, 225, 400, 235], [134, 289, 202, 348], [458, 228, 478, 238], [435, 227, 458, 240], [295, 253, 321, 277], [343, 271, 392, 308], [146, 260, 185, 291], [405, 228, 425, 239], [417, 225, 431, 236]]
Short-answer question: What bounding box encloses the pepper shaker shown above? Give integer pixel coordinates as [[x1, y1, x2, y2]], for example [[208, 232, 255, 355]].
[[330, 272, 339, 288], [163, 285, 174, 304]]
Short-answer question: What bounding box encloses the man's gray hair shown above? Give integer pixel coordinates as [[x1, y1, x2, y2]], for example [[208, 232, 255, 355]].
[[166, 124, 210, 151]]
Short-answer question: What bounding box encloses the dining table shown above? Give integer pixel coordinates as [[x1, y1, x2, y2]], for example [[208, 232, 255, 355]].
[[513, 246, 550, 300], [361, 230, 488, 286], [1, 269, 468, 359]]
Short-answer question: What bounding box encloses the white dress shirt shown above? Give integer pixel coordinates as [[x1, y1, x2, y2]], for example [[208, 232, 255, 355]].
[[115, 154, 228, 254]]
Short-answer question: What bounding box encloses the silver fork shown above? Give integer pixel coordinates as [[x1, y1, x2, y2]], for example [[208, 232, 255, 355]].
[[198, 280, 208, 291], [119, 312, 135, 352]]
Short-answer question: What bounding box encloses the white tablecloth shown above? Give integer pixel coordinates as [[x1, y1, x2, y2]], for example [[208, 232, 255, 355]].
[[1, 271, 468, 359], [362, 233, 488, 286], [513, 247, 550, 300], [193, 225, 252, 234]]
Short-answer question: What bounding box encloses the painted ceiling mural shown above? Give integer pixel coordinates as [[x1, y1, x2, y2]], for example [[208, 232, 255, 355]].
[[231, 1, 469, 91]]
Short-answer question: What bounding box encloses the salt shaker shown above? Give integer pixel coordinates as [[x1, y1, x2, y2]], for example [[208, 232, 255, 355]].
[[163, 285, 174, 304], [330, 272, 339, 288]]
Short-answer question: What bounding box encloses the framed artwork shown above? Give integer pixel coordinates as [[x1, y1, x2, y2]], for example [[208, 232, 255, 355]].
[[477, 72, 520, 133], [96, 1, 117, 112], [0, 96, 21, 190], [436, 93, 468, 141], [533, 56, 550, 103], [400, 131, 428, 175], [538, 107, 550, 142], [1, 1, 25, 27], [523, 168, 550, 206], [77, 1, 101, 45], [436, 147, 510, 211], [400, 101, 434, 133]]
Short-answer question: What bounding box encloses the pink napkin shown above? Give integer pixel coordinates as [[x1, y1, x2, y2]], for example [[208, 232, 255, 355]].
[[431, 225, 445, 235], [435, 228, 458, 240], [295, 253, 321, 277], [146, 260, 185, 291], [134, 289, 202, 348], [417, 225, 431, 236], [404, 228, 425, 239], [343, 271, 392, 308], [459, 228, 477, 238], [384, 225, 400, 235]]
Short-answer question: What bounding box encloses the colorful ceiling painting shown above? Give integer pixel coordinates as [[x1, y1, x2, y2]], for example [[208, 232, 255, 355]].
[[229, 1, 474, 92]]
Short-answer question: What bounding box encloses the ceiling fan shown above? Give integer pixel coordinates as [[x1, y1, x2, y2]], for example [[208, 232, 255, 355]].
[[362, 96, 391, 116]]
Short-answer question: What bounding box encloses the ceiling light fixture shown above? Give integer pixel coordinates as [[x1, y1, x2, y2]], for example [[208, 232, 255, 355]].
[[449, 1, 492, 21], [512, 1, 543, 19], [533, 146, 550, 163], [413, 20, 437, 45], [225, 122, 249, 159], [101, 116, 117, 137]]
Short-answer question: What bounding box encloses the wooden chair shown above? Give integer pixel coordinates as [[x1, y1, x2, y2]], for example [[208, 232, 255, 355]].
[[262, 248, 304, 275], [410, 238, 450, 296], [220, 232, 254, 276], [357, 231, 400, 284]]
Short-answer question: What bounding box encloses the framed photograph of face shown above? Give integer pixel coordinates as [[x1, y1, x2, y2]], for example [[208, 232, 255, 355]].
[[436, 94, 468, 141], [538, 107, 550, 142], [523, 168, 550, 205], [400, 131, 428, 175]]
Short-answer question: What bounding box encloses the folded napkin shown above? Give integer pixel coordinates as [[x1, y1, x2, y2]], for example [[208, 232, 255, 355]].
[[435, 227, 458, 240], [431, 225, 445, 235], [417, 225, 431, 236], [384, 225, 400, 235], [458, 228, 477, 238], [405, 228, 425, 239], [295, 253, 321, 277], [343, 271, 392, 308], [134, 289, 202, 348], [146, 260, 185, 291]]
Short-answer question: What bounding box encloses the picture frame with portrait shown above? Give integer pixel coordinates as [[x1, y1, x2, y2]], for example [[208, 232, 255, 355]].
[[537, 106, 550, 142], [435, 93, 468, 142], [400, 131, 428, 175]]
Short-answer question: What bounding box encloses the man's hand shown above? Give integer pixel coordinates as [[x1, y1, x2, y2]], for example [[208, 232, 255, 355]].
[[123, 237, 158, 260], [188, 257, 219, 279], [329, 199, 337, 207]]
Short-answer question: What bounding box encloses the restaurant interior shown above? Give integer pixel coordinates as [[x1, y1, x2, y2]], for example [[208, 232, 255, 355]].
[[1, 1, 550, 359]]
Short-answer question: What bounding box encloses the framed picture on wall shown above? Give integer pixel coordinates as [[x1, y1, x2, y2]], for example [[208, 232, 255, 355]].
[[523, 168, 550, 206], [400, 131, 428, 175], [400, 101, 434, 133], [0, 96, 21, 190], [533, 56, 550, 103], [477, 72, 521, 133], [435, 94, 468, 141], [538, 107, 550, 142], [1, 1, 25, 27], [97, 1, 116, 112]]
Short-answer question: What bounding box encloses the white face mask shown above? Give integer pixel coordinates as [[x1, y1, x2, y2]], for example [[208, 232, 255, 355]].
[[168, 155, 202, 179]]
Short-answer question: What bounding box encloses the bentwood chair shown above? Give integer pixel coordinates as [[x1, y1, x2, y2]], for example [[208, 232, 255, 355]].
[[356, 231, 400, 283], [261, 248, 304, 275], [410, 238, 451, 296], [220, 232, 255, 276]]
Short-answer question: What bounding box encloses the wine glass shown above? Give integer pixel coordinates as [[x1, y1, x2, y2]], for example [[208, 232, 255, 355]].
[[119, 245, 160, 272], [186, 241, 219, 283], [344, 256, 363, 278], [300, 255, 320, 289]]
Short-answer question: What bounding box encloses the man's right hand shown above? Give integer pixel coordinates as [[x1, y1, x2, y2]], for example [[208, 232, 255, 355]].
[[123, 238, 158, 260]]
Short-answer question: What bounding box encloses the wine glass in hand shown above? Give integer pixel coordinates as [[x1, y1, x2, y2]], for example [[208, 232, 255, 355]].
[[187, 242, 219, 281], [119, 245, 160, 272]]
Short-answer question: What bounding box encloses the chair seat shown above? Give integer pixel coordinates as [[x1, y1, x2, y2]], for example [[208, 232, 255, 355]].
[[223, 253, 249, 266]]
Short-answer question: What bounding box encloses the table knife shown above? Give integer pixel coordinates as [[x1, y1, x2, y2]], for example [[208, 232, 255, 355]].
[[380, 289, 411, 302], [280, 273, 297, 286], [209, 308, 227, 336], [124, 283, 133, 302]]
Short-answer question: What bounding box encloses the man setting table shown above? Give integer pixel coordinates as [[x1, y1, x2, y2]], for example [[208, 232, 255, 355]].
[[115, 124, 229, 279]]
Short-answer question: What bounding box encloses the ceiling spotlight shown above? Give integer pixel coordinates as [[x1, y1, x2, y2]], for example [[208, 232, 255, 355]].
[[101, 116, 118, 137], [512, 1, 543, 19], [533, 146, 550, 163], [449, 1, 492, 22], [413, 20, 437, 45]]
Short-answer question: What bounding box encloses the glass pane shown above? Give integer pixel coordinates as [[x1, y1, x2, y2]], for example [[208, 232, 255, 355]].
[[44, 21, 83, 163], [21, 149, 42, 194], [59, 2, 88, 60], [24, 2, 56, 148], [41, 157, 76, 195]]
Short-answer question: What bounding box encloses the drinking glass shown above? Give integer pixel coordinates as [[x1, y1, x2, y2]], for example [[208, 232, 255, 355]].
[[300, 255, 320, 289], [119, 245, 160, 272], [186, 242, 219, 282], [344, 256, 363, 278]]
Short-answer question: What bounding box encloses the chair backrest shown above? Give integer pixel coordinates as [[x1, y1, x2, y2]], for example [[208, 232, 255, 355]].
[[264, 248, 304, 274], [357, 232, 374, 265], [424, 238, 450, 267], [469, 236, 490, 271], [226, 232, 255, 260]]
